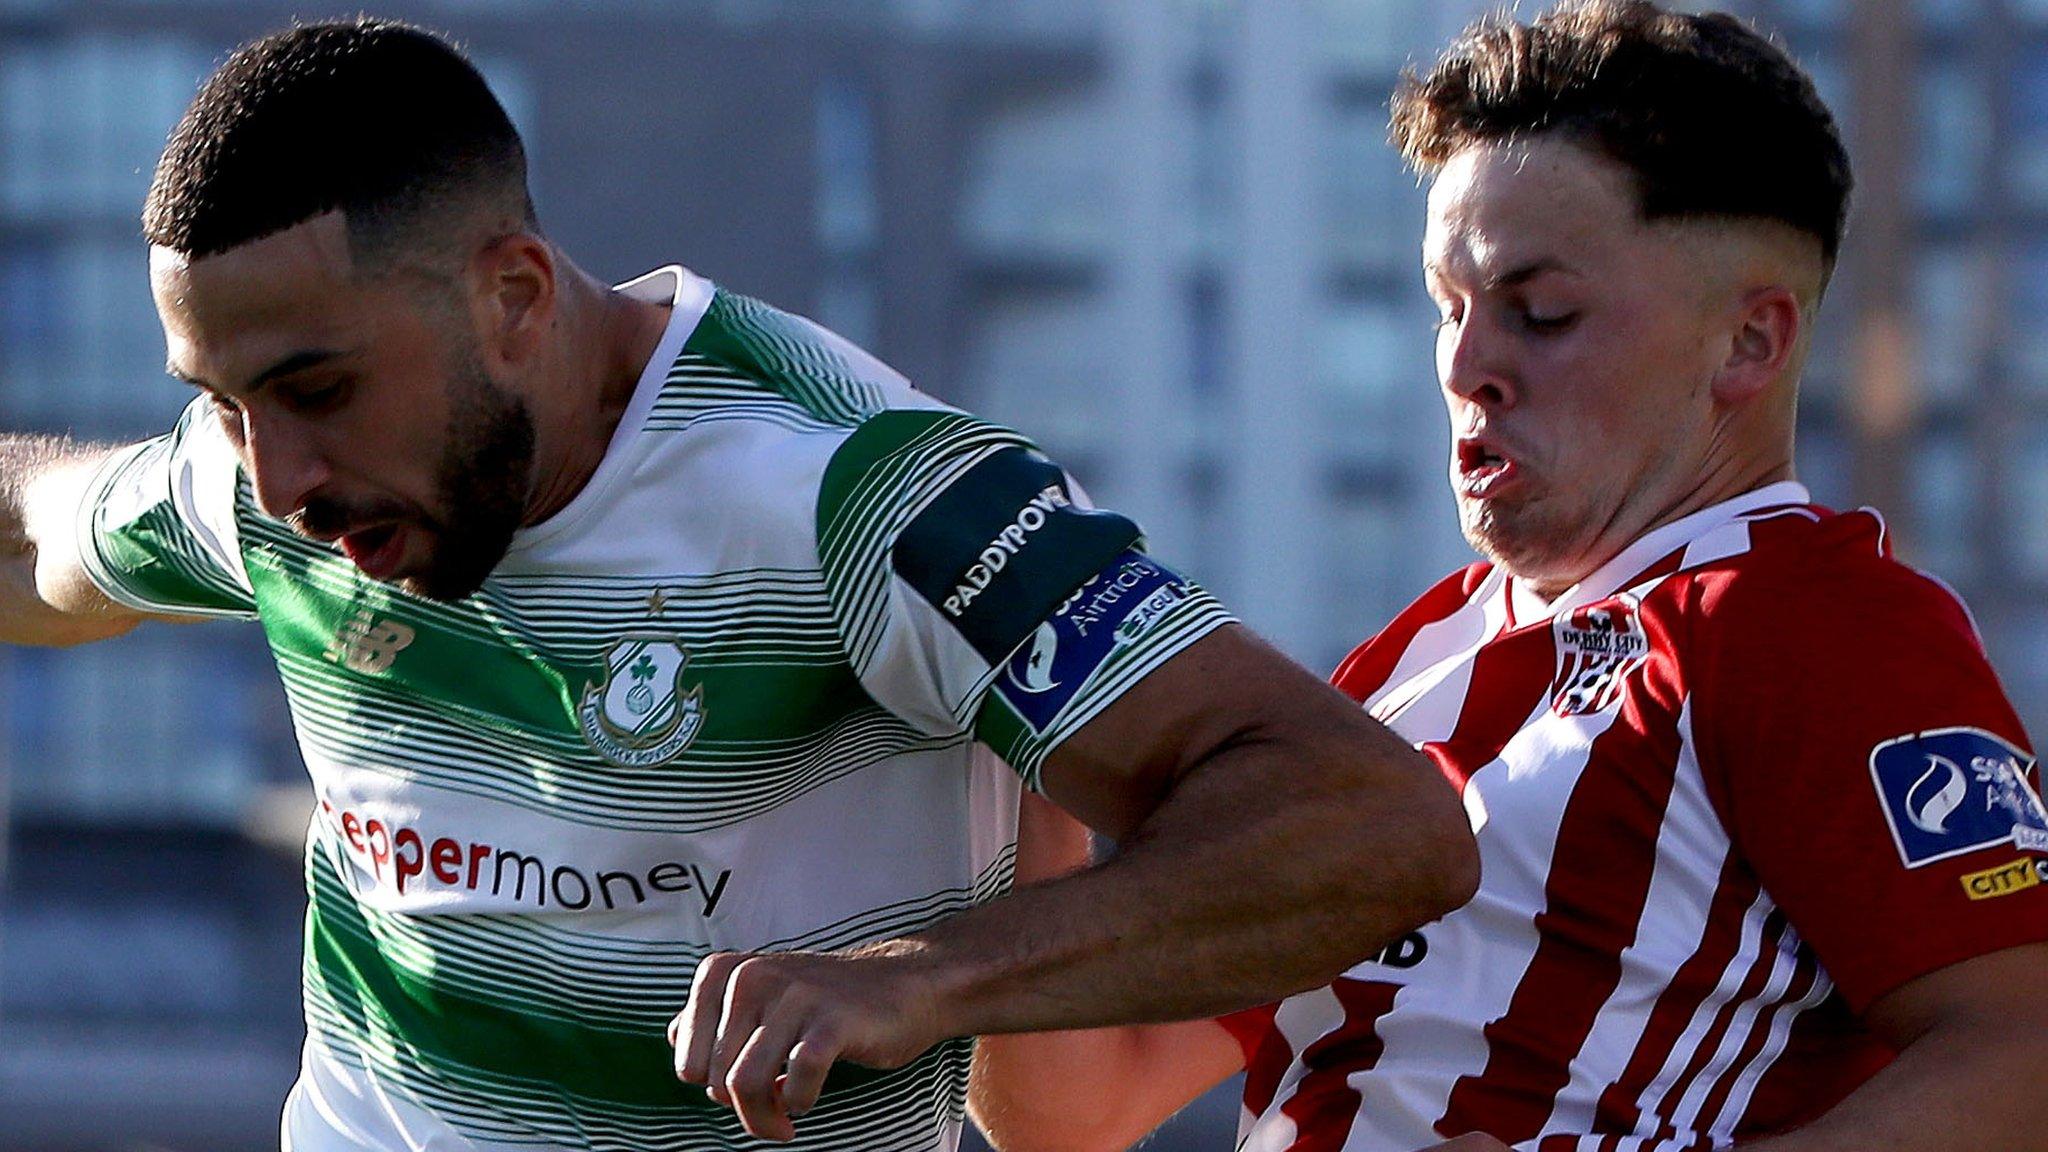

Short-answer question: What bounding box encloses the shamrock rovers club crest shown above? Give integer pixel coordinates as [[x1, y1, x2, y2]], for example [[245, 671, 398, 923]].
[[578, 637, 705, 768]]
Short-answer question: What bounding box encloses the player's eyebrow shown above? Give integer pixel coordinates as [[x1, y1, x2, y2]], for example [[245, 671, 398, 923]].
[[1421, 255, 1580, 291], [167, 348, 346, 394], [1483, 258, 1577, 290]]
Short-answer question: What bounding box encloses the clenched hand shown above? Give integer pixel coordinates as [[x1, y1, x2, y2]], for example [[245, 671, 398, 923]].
[[670, 945, 950, 1142]]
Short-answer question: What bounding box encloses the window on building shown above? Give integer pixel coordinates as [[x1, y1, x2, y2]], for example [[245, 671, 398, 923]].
[[1324, 101, 1426, 275], [3, 627, 296, 827], [1316, 301, 1431, 462], [1913, 243, 1985, 407], [0, 36, 208, 220], [815, 75, 880, 348], [960, 95, 1112, 261], [2014, 241, 2048, 386], [2009, 45, 2048, 207], [1795, 421, 1854, 509], [2014, 432, 2048, 578], [1914, 0, 1978, 31], [1917, 62, 1989, 219], [1316, 0, 1437, 75], [1908, 431, 1980, 584], [964, 290, 1108, 457], [0, 237, 190, 436]]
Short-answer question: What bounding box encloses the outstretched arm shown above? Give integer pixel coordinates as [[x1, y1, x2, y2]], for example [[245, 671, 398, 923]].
[[674, 624, 1477, 1141], [0, 434, 150, 646]]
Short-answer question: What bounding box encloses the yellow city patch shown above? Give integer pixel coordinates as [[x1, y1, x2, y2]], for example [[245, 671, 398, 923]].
[[1960, 857, 2046, 901]]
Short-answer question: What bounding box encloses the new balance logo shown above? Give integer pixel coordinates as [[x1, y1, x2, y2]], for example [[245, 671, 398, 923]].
[[325, 610, 417, 675]]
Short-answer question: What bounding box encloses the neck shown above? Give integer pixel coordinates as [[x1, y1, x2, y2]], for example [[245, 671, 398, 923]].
[[1518, 452, 1796, 602], [521, 262, 672, 525]]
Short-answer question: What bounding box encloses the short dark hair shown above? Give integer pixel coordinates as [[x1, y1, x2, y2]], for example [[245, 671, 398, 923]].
[[1390, 0, 1852, 267], [144, 18, 534, 263]]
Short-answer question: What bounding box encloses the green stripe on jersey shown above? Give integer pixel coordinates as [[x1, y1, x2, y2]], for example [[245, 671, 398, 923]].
[[683, 290, 887, 425]]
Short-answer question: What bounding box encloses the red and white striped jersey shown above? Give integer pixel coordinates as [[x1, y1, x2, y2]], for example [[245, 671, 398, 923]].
[[1226, 483, 2048, 1152]]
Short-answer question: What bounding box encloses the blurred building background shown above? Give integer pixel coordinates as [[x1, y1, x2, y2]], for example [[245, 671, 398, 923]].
[[0, 0, 2040, 1148]]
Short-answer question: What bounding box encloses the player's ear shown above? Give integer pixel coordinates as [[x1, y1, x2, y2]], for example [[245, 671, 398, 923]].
[[1710, 284, 1801, 406], [467, 229, 556, 371]]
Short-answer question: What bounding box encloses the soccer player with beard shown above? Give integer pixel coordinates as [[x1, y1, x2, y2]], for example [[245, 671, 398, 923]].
[[0, 19, 1478, 1152], [970, 4, 2048, 1151]]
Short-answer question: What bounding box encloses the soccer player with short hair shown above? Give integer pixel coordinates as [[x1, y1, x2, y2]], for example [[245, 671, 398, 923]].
[[970, 4, 2048, 1150], [0, 19, 1479, 1152]]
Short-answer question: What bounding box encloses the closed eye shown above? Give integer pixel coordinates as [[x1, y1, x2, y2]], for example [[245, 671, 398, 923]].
[[278, 377, 352, 414], [1521, 310, 1578, 334]]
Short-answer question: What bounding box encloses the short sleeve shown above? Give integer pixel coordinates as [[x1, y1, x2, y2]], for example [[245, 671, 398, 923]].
[[815, 409, 1234, 790], [77, 397, 257, 619], [1696, 559, 2048, 1014]]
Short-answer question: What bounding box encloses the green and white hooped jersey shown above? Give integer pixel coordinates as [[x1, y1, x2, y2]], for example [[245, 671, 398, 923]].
[[79, 267, 1232, 1152]]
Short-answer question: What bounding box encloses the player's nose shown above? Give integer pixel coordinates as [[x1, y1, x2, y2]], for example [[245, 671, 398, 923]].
[[1438, 315, 1519, 410], [242, 409, 335, 521]]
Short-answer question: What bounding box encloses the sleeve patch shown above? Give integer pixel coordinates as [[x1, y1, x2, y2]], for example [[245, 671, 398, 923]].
[[993, 550, 1195, 732], [891, 446, 1139, 664], [1869, 726, 2048, 867]]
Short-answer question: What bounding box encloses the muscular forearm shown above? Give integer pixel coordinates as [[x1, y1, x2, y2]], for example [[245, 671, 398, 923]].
[[909, 727, 1475, 1034]]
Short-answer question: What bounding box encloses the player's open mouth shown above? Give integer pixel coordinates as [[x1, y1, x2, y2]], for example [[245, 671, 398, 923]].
[[340, 524, 408, 581], [1456, 438, 1520, 498]]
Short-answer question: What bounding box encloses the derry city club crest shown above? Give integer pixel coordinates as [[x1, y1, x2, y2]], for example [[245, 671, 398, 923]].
[[578, 637, 705, 768]]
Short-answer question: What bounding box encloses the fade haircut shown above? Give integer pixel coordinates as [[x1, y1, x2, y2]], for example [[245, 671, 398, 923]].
[[144, 18, 535, 266], [1391, 0, 1852, 270]]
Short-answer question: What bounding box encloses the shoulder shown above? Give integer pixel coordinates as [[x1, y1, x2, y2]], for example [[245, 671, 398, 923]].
[[681, 288, 917, 427], [1672, 504, 2015, 770], [1676, 504, 1980, 653]]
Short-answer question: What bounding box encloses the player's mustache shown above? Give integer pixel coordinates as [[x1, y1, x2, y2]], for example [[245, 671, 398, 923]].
[[288, 495, 419, 539]]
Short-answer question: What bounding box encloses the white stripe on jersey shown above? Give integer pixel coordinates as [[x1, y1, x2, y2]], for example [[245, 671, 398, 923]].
[[1624, 884, 1778, 1146], [1544, 699, 1733, 1138], [1666, 914, 1808, 1139], [1708, 945, 1833, 1145]]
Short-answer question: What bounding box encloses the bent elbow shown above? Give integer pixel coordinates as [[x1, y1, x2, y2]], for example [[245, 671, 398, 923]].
[[1422, 816, 1481, 920], [1385, 772, 1480, 927]]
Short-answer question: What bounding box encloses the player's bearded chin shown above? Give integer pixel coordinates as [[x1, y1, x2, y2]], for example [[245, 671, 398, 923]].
[[289, 360, 534, 602], [407, 360, 535, 602]]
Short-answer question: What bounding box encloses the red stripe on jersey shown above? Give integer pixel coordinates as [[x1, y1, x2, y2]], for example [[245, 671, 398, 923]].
[[1642, 909, 1794, 1146], [1332, 563, 1491, 703], [1227, 1003, 1289, 1118], [1592, 854, 1763, 1136], [1690, 943, 1825, 1138], [1434, 618, 1690, 1143], [1278, 978, 1400, 1152]]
